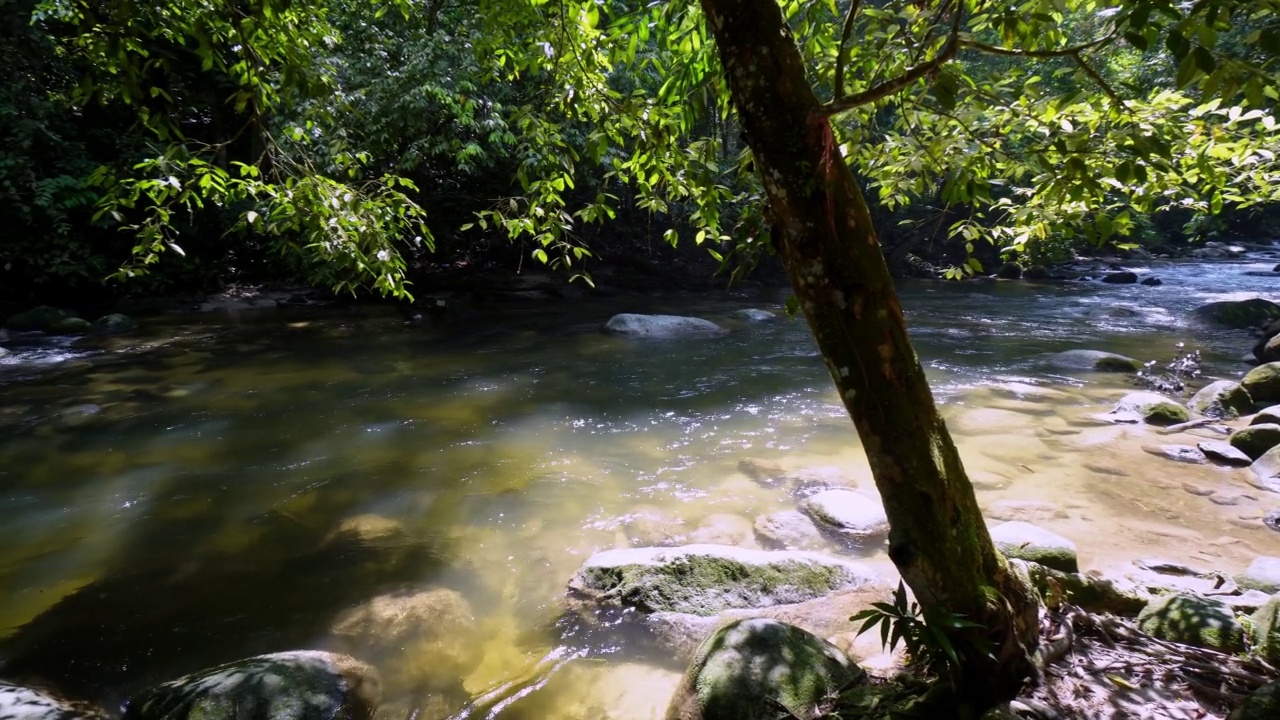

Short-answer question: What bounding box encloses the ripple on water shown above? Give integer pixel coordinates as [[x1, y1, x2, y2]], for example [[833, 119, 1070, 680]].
[[2, 263, 1280, 714]]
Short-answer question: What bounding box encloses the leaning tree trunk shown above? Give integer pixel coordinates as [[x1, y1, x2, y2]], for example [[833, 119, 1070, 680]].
[[698, 0, 1040, 706]]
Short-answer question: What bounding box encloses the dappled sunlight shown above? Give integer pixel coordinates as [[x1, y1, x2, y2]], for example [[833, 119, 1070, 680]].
[[4, 273, 1280, 715]]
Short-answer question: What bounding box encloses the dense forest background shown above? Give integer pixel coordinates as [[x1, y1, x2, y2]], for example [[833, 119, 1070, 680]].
[[2, 0, 1277, 313]]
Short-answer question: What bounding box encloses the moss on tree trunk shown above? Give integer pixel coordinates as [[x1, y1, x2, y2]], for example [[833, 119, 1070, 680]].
[[698, 0, 1039, 707]]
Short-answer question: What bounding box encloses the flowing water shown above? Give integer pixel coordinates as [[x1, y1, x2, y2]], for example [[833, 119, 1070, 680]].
[[2, 256, 1280, 718]]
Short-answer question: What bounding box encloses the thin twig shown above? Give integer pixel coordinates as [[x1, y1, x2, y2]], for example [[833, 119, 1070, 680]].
[[833, 0, 863, 101]]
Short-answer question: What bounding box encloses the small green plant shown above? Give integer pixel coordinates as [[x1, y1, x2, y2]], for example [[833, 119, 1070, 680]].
[[850, 581, 989, 678]]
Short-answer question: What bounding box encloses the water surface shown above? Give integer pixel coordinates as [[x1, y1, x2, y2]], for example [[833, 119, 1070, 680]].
[[2, 256, 1280, 718]]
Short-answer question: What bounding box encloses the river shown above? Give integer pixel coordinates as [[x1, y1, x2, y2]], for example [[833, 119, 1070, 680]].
[[2, 255, 1280, 718]]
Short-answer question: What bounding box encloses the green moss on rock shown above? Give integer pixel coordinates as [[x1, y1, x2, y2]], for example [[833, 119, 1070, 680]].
[[1192, 298, 1280, 329], [1231, 682, 1280, 720], [568, 545, 876, 616], [1244, 363, 1280, 404], [5, 306, 79, 333], [1137, 593, 1245, 653], [665, 618, 865, 720], [1107, 392, 1192, 426], [1232, 424, 1280, 460], [1189, 380, 1253, 419], [1249, 596, 1280, 666], [124, 651, 381, 720]]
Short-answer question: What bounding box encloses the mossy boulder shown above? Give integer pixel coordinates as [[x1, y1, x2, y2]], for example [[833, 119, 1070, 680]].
[[1250, 447, 1280, 494], [664, 618, 865, 720], [1047, 349, 1143, 373], [1232, 424, 1280, 460], [1189, 380, 1253, 419], [1243, 363, 1280, 404], [1136, 593, 1245, 653], [1015, 560, 1147, 615], [47, 316, 92, 335], [5, 306, 80, 333], [124, 651, 381, 720], [92, 313, 137, 335], [567, 545, 877, 616], [1237, 557, 1280, 593], [1230, 681, 1280, 720], [1106, 392, 1191, 426], [1249, 596, 1280, 665], [990, 521, 1078, 573], [1191, 298, 1280, 329], [1251, 407, 1280, 426], [0, 681, 110, 720], [995, 262, 1023, 280], [1199, 440, 1253, 466]]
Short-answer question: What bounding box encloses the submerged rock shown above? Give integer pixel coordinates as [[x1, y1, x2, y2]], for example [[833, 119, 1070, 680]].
[[0, 682, 109, 720], [322, 514, 407, 549], [621, 505, 687, 547], [689, 514, 756, 548], [567, 545, 877, 616], [603, 313, 725, 338], [1136, 593, 1245, 653], [1047, 349, 1143, 373], [1188, 380, 1253, 419], [990, 521, 1078, 573], [665, 618, 864, 720], [1232, 424, 1280, 460], [1105, 392, 1192, 426], [753, 511, 827, 550], [328, 589, 480, 692], [733, 309, 775, 322], [798, 489, 889, 544], [737, 458, 786, 487], [125, 651, 381, 720], [1191, 298, 1280, 329], [1243, 363, 1280, 404]]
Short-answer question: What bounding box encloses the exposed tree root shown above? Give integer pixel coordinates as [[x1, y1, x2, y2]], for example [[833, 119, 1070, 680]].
[[1010, 606, 1276, 719]]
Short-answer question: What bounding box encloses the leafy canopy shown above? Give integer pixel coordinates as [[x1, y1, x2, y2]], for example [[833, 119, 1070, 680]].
[[31, 0, 1280, 294]]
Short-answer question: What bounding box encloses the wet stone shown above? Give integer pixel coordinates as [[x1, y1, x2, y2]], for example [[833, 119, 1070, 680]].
[[753, 511, 826, 550], [1199, 440, 1253, 467], [990, 521, 1079, 573], [1143, 444, 1207, 464], [798, 489, 889, 544], [125, 651, 381, 720], [1265, 510, 1280, 532], [1237, 557, 1280, 593], [0, 682, 109, 720]]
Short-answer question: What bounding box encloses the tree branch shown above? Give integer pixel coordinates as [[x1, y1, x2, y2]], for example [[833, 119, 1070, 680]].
[[958, 32, 1116, 58], [832, 0, 863, 101], [1072, 51, 1129, 112], [820, 6, 962, 116]]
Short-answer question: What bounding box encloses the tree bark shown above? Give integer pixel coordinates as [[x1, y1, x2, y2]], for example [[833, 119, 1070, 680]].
[[698, 0, 1039, 707]]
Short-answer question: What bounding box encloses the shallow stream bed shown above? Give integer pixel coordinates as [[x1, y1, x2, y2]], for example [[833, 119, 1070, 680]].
[[3, 256, 1280, 718]]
